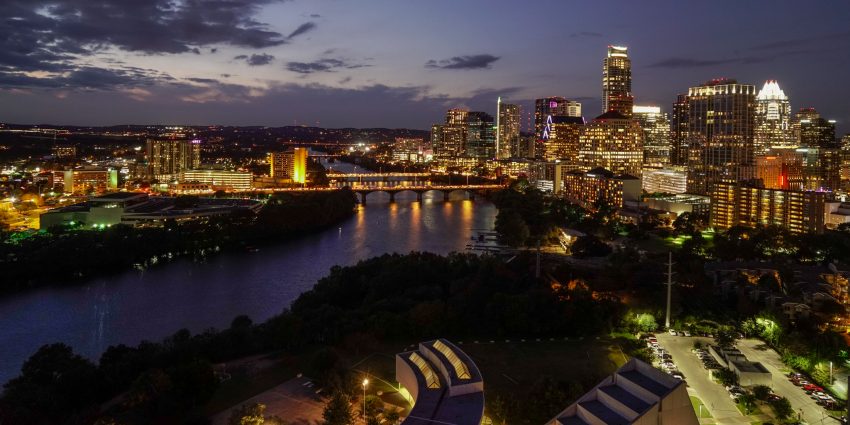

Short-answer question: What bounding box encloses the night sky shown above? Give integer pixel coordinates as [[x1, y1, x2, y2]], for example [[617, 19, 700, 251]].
[[0, 0, 848, 132]]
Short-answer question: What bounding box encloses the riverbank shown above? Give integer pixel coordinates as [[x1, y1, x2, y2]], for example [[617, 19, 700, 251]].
[[0, 189, 358, 295]]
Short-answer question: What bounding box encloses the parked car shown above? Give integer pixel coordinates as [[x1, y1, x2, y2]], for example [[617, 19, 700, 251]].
[[683, 330, 691, 337], [668, 329, 678, 336]]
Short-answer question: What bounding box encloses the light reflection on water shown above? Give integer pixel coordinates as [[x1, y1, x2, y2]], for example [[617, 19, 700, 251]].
[[0, 165, 496, 384]]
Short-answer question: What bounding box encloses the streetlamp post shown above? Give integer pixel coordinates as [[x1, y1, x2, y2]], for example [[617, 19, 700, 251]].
[[362, 378, 369, 420]]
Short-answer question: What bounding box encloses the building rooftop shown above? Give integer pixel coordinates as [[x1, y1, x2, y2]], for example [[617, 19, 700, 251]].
[[91, 192, 147, 201], [595, 111, 629, 120]]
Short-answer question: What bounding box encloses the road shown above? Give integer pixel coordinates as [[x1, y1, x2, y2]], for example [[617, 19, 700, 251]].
[[656, 334, 754, 424], [737, 338, 840, 425]]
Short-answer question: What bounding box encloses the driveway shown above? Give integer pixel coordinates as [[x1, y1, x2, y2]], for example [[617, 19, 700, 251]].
[[656, 334, 754, 424], [210, 376, 326, 425], [737, 338, 840, 425]]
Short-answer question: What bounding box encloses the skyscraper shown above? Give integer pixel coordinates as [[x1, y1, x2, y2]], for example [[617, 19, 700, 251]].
[[793, 108, 839, 191], [432, 109, 468, 160], [496, 98, 521, 159], [542, 116, 584, 161], [465, 111, 496, 160], [632, 105, 671, 167], [684, 79, 756, 195], [146, 138, 201, 182], [534, 97, 581, 158], [755, 80, 793, 154], [578, 111, 644, 176], [602, 45, 633, 117], [268, 147, 308, 183], [670, 94, 690, 166]]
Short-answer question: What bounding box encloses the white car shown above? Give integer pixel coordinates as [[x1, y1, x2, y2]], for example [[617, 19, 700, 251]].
[[683, 330, 691, 337], [668, 329, 678, 336]]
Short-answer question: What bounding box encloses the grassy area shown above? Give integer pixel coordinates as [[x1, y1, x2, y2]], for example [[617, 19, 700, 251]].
[[735, 400, 763, 416], [458, 338, 622, 401], [202, 354, 300, 416], [690, 396, 713, 418]]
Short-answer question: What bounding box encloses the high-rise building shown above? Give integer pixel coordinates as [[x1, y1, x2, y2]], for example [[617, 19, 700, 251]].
[[542, 116, 584, 161], [670, 94, 690, 166], [710, 182, 826, 234], [496, 98, 521, 159], [797, 146, 840, 191], [632, 105, 671, 167], [561, 167, 641, 209], [534, 97, 581, 158], [392, 138, 425, 163], [795, 108, 837, 148], [578, 111, 644, 176], [63, 168, 119, 195], [602, 45, 633, 117], [432, 109, 469, 160], [684, 79, 756, 194], [268, 147, 308, 183], [754, 80, 793, 154], [842, 134, 850, 182], [755, 148, 804, 190], [465, 111, 496, 160], [146, 138, 201, 182]]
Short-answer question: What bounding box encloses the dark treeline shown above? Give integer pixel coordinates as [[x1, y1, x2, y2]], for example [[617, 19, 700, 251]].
[[0, 252, 626, 424], [0, 189, 357, 293]]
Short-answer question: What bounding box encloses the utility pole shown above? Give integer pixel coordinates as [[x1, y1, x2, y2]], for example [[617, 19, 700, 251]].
[[665, 251, 674, 329]]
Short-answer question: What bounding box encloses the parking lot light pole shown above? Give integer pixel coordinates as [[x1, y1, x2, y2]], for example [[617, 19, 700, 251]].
[[362, 378, 369, 419]]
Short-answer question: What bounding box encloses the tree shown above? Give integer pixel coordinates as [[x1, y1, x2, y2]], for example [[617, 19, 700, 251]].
[[495, 209, 530, 247], [752, 385, 772, 401], [322, 392, 353, 425], [714, 368, 738, 387], [571, 235, 612, 258], [769, 396, 793, 420], [738, 392, 756, 414], [229, 403, 266, 425], [632, 313, 658, 333], [714, 326, 740, 349]]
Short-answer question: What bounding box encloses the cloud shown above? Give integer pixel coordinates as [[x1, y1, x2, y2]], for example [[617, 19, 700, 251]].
[[0, 65, 170, 90], [310, 14, 321, 18], [245, 53, 275, 66], [570, 31, 603, 38], [287, 22, 317, 39], [750, 31, 850, 51], [425, 54, 500, 70], [285, 58, 370, 74]]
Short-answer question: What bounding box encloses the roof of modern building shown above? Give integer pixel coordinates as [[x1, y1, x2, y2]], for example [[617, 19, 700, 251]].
[[550, 358, 693, 425], [395, 339, 483, 425], [595, 110, 629, 120], [731, 360, 770, 374], [551, 116, 585, 125], [90, 192, 147, 201]]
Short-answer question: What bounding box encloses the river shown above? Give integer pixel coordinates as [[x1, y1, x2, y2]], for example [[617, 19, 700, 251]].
[[0, 160, 497, 384]]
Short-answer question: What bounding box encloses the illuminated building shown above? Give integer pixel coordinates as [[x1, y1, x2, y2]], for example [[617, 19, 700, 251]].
[[578, 111, 643, 176], [842, 134, 850, 181], [670, 94, 690, 166], [535, 97, 581, 158], [543, 116, 584, 161], [146, 138, 201, 182], [40, 192, 262, 228], [641, 167, 687, 194], [684, 79, 756, 195], [179, 169, 253, 191], [796, 108, 837, 147], [496, 98, 520, 159], [268, 147, 308, 183], [633, 105, 671, 167], [755, 148, 803, 190], [602, 45, 633, 117], [52, 145, 77, 159], [392, 138, 426, 163], [561, 167, 641, 209], [63, 167, 118, 194], [755, 80, 793, 154], [797, 146, 840, 191], [644, 194, 711, 217], [432, 109, 469, 160], [548, 358, 698, 425], [465, 111, 496, 160], [709, 182, 826, 234]]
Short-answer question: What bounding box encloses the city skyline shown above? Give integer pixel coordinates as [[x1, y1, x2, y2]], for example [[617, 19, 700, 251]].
[[0, 0, 848, 132]]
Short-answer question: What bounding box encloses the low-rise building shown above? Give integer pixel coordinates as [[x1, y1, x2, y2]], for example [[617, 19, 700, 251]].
[[40, 192, 262, 228], [63, 167, 119, 195], [547, 358, 697, 425], [641, 167, 687, 194], [644, 194, 710, 217], [395, 339, 483, 425], [179, 169, 253, 192]]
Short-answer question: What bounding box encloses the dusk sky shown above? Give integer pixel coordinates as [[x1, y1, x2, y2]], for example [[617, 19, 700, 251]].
[[1, 0, 849, 132]]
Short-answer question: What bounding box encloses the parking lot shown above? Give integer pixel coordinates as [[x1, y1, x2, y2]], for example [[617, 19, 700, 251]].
[[737, 338, 841, 425], [655, 333, 754, 424]]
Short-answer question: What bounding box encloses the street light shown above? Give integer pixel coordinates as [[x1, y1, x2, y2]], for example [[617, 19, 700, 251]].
[[362, 378, 369, 419]]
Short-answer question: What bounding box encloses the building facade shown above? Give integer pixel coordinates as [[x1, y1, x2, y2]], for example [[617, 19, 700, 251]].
[[710, 182, 826, 234], [179, 169, 253, 191], [268, 147, 308, 183], [543, 116, 584, 161], [465, 111, 496, 160], [641, 167, 687, 194], [63, 168, 119, 195], [578, 111, 644, 176], [602, 45, 633, 117], [670, 93, 690, 166], [633, 105, 671, 167], [755, 80, 793, 154], [145, 138, 201, 182], [685, 79, 756, 195], [561, 167, 641, 209], [496, 98, 521, 159]]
